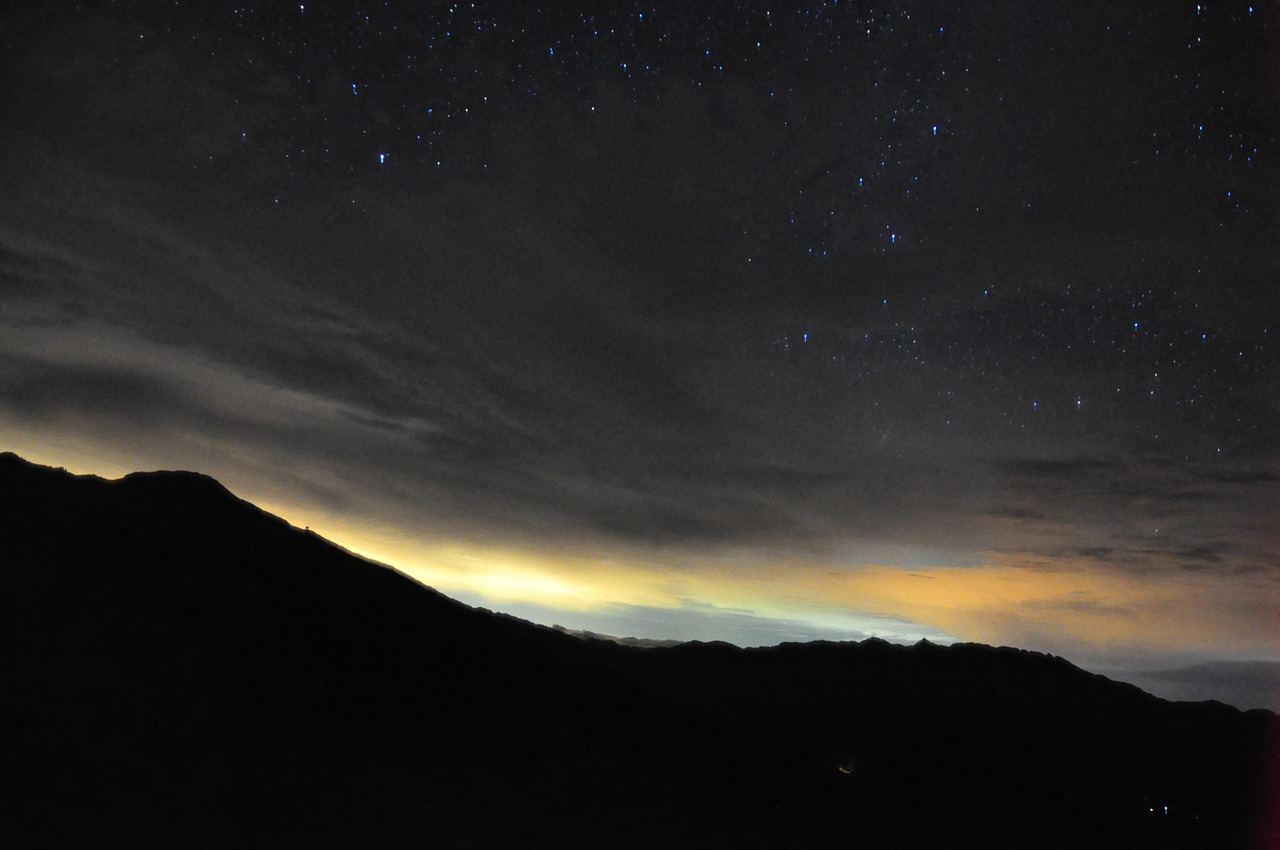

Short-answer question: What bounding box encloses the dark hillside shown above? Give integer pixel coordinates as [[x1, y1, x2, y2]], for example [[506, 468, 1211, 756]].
[[1, 453, 1275, 848], [609, 637, 1279, 848], [0, 453, 789, 848]]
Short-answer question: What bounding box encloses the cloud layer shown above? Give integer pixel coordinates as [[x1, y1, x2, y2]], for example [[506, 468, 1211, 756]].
[[0, 1, 1275, 676]]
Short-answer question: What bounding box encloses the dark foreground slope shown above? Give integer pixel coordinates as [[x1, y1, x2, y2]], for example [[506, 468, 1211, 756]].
[[0, 453, 791, 849], [1, 453, 1275, 849]]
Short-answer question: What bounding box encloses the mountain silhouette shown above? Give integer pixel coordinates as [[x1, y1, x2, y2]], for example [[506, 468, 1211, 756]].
[[1, 452, 1275, 849]]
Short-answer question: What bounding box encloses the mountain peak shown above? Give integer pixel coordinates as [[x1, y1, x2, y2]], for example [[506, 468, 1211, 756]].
[[119, 467, 235, 500], [0, 450, 63, 475]]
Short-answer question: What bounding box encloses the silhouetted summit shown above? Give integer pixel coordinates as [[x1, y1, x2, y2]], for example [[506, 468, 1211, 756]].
[[1, 454, 1275, 849]]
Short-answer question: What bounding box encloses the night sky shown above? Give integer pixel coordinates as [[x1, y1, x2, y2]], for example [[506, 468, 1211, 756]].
[[1, 2, 1277, 704]]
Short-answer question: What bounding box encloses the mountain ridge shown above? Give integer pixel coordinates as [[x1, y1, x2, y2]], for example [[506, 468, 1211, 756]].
[[1, 453, 1275, 848]]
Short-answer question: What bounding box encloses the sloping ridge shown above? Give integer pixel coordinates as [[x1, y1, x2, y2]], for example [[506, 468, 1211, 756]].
[[0, 453, 1275, 849]]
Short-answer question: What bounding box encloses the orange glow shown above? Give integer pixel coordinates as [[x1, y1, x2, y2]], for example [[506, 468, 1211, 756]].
[[765, 558, 1278, 658]]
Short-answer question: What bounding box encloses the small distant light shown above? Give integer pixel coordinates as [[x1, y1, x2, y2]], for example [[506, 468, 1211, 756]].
[[351, 83, 358, 95], [379, 152, 387, 164], [932, 125, 938, 135]]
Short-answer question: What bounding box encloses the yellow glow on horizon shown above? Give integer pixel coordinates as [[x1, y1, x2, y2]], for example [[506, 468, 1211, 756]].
[[4, 440, 1275, 661], [255, 507, 680, 612], [0, 438, 141, 482]]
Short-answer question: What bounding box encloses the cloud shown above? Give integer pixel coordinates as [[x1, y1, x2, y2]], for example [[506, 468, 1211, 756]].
[[0, 2, 1275, 655], [1025, 596, 1135, 617], [1173, 542, 1233, 564], [978, 448, 1278, 583], [1000, 456, 1120, 479], [0, 356, 181, 422], [2, 153, 1274, 592], [1102, 662, 1280, 713], [1069, 547, 1116, 561], [1200, 468, 1280, 485]]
